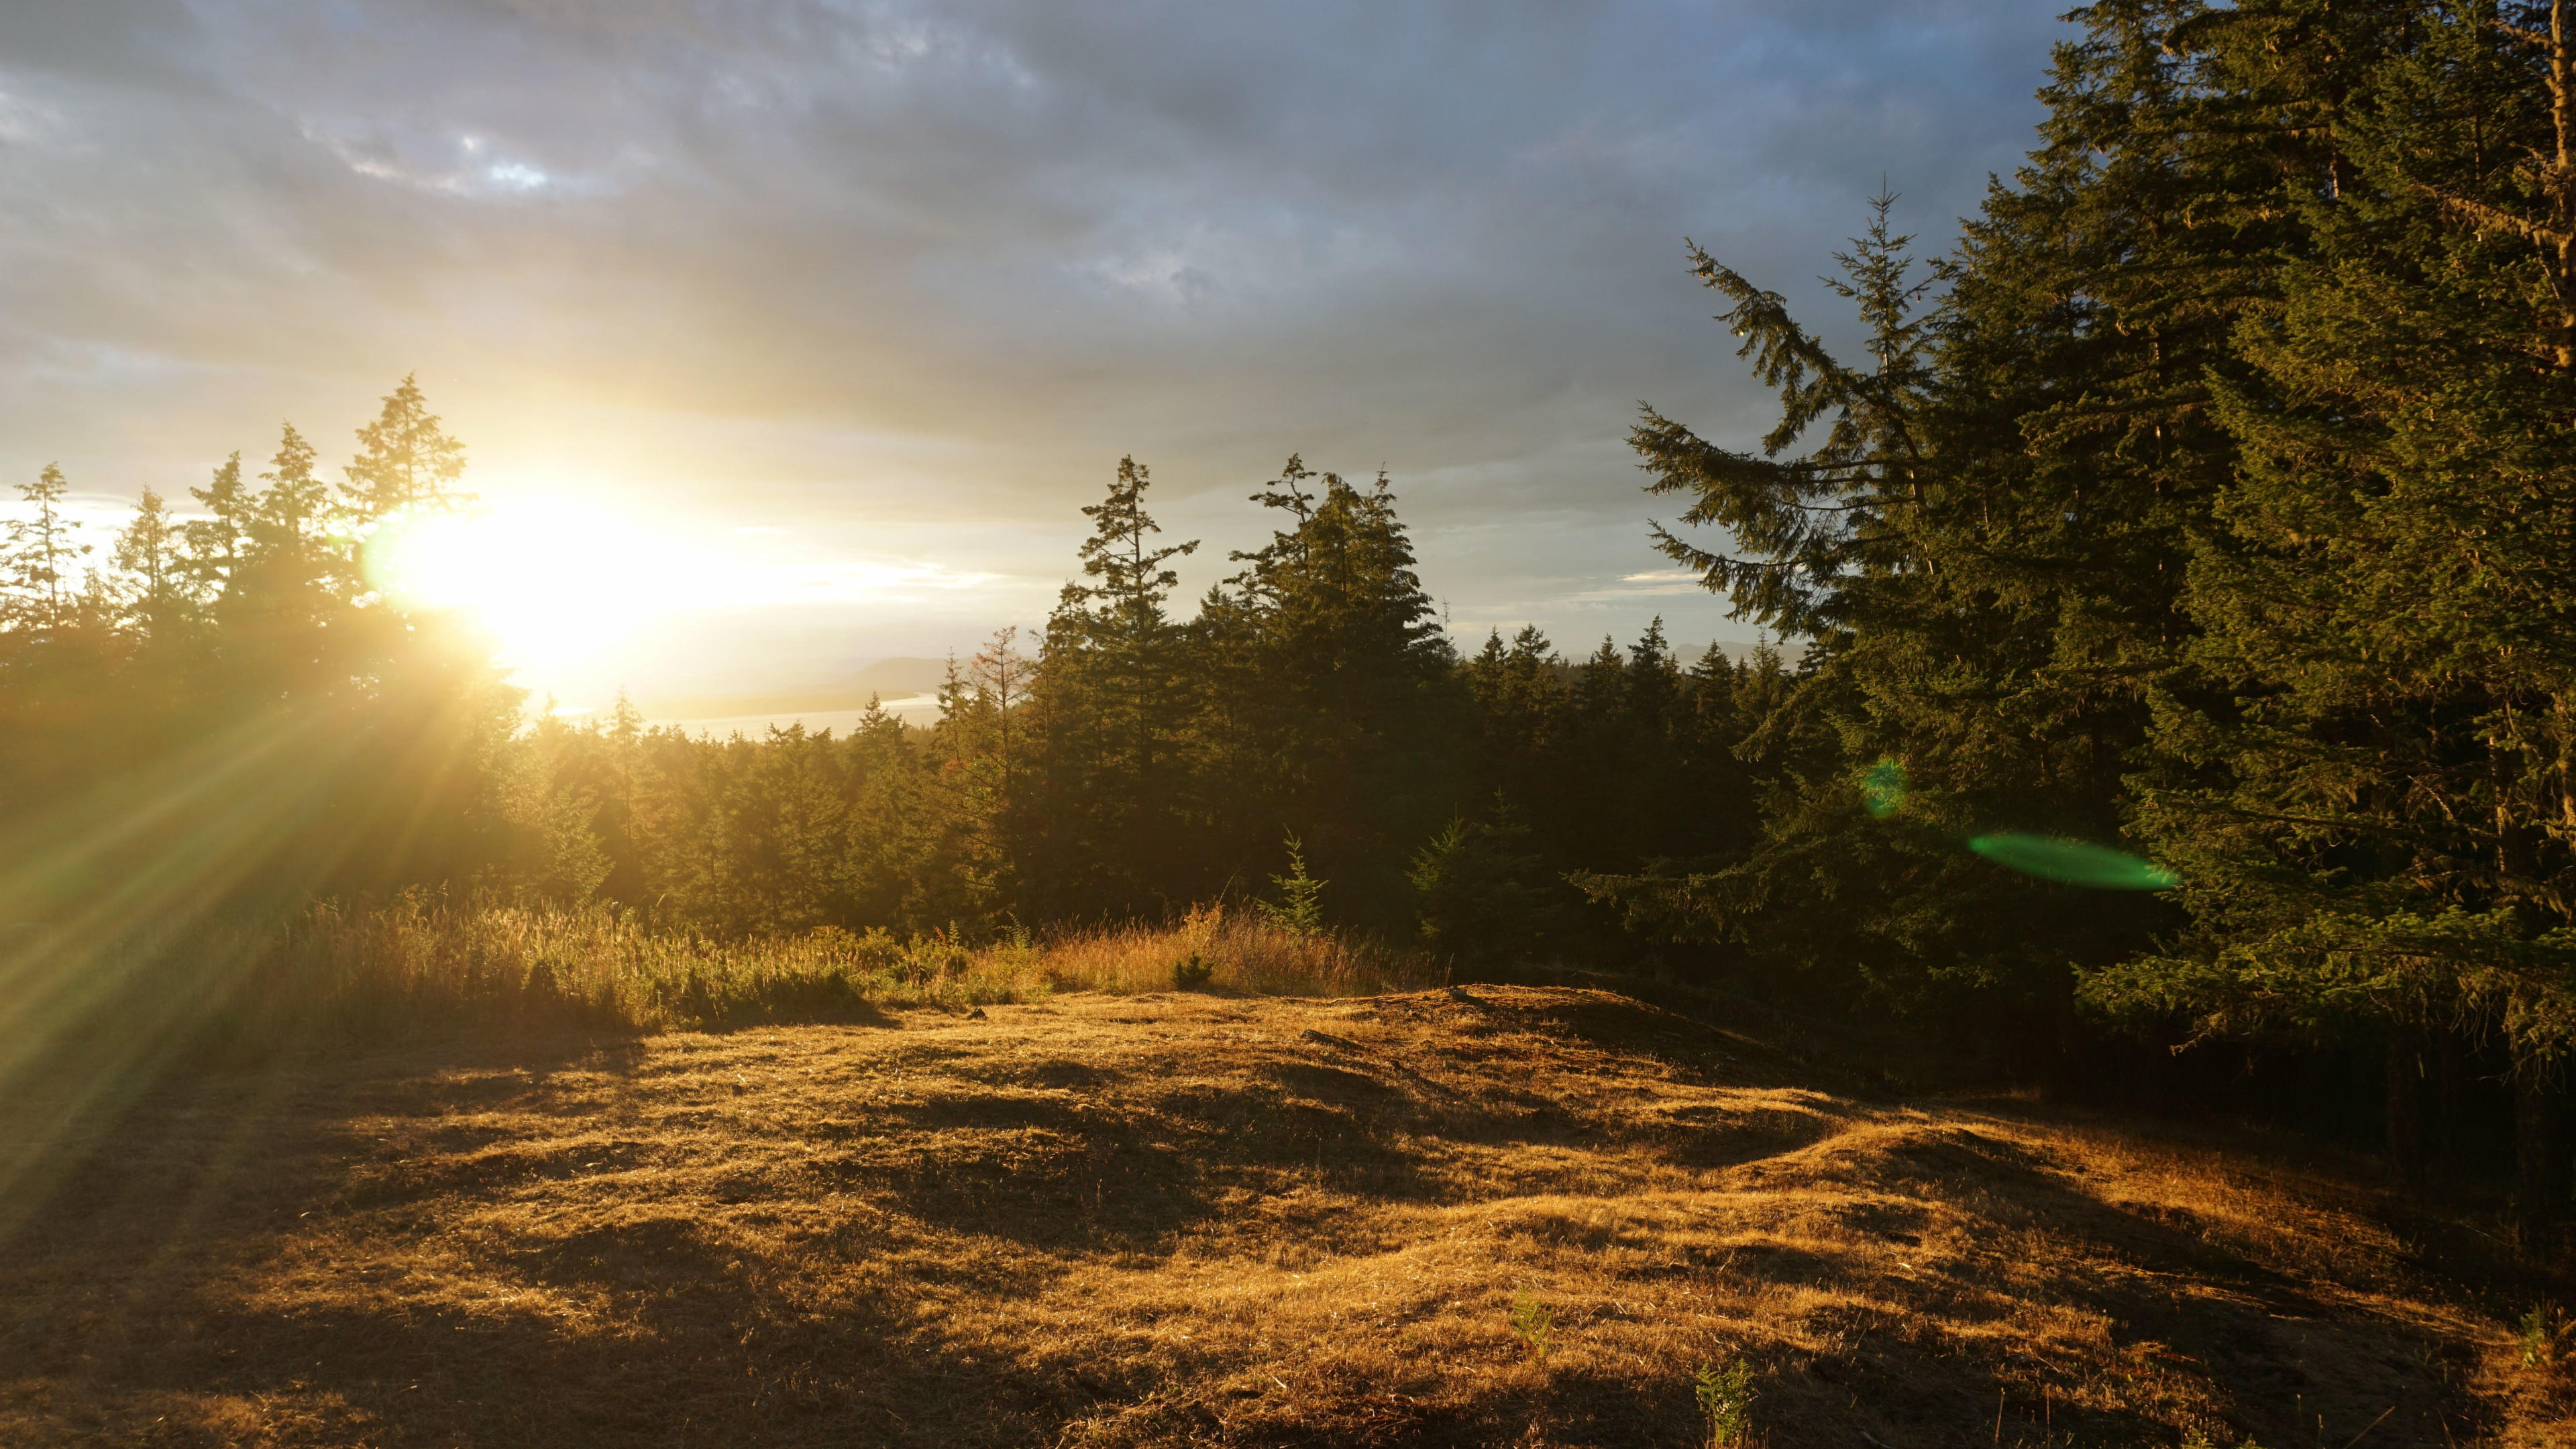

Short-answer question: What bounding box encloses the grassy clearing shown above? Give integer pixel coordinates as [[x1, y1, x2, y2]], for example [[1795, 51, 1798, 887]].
[[2, 981, 2569, 1447], [17, 900, 1442, 1053]]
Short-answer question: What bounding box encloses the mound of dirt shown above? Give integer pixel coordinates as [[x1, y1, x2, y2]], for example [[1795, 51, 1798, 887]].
[[0, 985, 2566, 1446]]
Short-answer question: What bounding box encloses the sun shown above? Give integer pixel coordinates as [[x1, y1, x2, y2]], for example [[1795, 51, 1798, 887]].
[[362, 498, 699, 674]]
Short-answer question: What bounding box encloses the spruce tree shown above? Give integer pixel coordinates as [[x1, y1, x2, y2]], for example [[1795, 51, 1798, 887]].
[[342, 374, 468, 521], [2, 464, 89, 637], [1214, 459, 1462, 924], [1587, 1, 2416, 1037], [1035, 456, 1200, 913], [182, 452, 250, 596], [2093, 0, 2576, 1232], [110, 488, 193, 644]]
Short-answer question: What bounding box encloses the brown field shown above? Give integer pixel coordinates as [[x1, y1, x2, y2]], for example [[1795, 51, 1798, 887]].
[[2, 973, 2570, 1448]]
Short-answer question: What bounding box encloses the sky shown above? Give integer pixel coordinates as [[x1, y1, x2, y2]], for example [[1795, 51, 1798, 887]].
[[0, 0, 2070, 708]]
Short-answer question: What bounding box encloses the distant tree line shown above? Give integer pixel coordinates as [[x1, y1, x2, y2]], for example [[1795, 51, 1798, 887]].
[[476, 453, 1792, 954], [0, 379, 516, 936], [5, 0, 2573, 1238], [0, 386, 1783, 971]]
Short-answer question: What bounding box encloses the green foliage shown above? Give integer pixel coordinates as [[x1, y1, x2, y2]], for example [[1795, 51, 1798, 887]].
[[2, 464, 89, 633], [2058, 10, 2576, 1247], [1200, 458, 1468, 926], [1859, 758, 1907, 820], [1695, 1356, 1756, 1446], [1507, 1287, 1553, 1365], [1171, 951, 1215, 990], [2522, 1305, 2565, 1368], [1034, 457, 1203, 916], [1408, 808, 1564, 966], [0, 378, 519, 940], [341, 372, 468, 517], [1261, 835, 1328, 938]]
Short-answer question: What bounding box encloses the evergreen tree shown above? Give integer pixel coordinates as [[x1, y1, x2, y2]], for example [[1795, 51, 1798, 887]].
[[1462, 624, 1572, 838], [2092, 0, 2576, 1232], [1586, 1, 2414, 1034], [1212, 458, 1463, 924], [1036, 457, 1199, 913], [110, 488, 194, 643], [3, 464, 89, 636], [1409, 804, 1565, 969], [342, 374, 468, 521], [500, 710, 614, 904], [182, 452, 251, 596]]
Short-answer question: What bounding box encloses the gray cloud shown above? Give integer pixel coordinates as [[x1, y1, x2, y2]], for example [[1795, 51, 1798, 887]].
[[0, 0, 2065, 696]]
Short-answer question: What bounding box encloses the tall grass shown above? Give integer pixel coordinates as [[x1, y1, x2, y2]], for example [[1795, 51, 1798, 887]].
[[9, 899, 1447, 1062]]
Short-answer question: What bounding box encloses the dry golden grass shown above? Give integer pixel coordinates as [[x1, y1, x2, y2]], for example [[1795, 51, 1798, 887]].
[[169, 900, 1442, 1041], [2, 975, 2569, 1447]]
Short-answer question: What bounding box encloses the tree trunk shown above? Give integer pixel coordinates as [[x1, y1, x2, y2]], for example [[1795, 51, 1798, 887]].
[[2386, 1028, 2427, 1191], [2513, 1046, 2571, 1249], [2434, 1028, 2466, 1178]]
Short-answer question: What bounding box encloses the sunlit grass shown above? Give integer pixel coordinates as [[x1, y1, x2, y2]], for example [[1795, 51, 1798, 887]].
[[2, 981, 2543, 1446], [52, 899, 1447, 1049]]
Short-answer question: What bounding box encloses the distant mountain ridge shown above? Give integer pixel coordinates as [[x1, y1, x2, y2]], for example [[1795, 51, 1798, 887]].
[[636, 657, 951, 722]]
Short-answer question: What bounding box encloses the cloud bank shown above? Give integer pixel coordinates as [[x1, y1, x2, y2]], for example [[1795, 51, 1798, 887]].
[[0, 0, 2067, 697]]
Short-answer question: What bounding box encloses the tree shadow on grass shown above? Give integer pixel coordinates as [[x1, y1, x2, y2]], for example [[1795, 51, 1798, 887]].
[[0, 1008, 2532, 1449], [1763, 1122, 2490, 1449], [0, 1042, 1173, 1446]]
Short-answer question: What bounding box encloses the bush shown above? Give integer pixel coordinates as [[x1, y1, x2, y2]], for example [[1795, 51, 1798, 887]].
[[1695, 1357, 1755, 1446], [1508, 1287, 1554, 1366], [1409, 810, 1565, 966]]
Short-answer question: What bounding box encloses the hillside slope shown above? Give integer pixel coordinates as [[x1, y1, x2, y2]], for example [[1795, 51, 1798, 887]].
[[1, 985, 2567, 1447]]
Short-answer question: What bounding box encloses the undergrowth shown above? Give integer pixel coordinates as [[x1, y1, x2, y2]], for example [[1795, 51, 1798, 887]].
[[5, 898, 1444, 1062]]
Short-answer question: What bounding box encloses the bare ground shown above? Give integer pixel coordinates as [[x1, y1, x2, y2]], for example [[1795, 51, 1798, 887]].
[[1, 983, 2567, 1448]]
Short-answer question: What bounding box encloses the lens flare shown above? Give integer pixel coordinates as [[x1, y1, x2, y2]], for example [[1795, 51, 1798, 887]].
[[1967, 833, 2180, 891], [1861, 757, 1909, 818]]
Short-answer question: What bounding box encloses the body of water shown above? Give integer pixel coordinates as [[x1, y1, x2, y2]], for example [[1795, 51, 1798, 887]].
[[649, 694, 944, 737]]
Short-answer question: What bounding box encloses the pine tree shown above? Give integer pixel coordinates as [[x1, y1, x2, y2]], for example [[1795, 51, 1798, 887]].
[[1585, 1, 2415, 1032], [1409, 804, 1565, 968], [1214, 459, 1463, 924], [341, 374, 469, 521], [1462, 624, 1572, 839], [2, 464, 89, 636], [500, 711, 614, 904], [2092, 0, 2576, 1234], [1060, 455, 1197, 746], [1585, 193, 1974, 1008], [182, 452, 251, 596], [1035, 457, 1200, 912], [110, 488, 194, 643], [214, 422, 348, 694]]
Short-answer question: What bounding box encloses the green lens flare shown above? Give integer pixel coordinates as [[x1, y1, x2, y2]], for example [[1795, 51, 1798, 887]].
[[1862, 758, 1909, 818], [1967, 833, 2180, 890]]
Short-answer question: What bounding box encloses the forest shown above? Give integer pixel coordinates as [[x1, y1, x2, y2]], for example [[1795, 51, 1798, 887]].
[[5, 0, 2575, 1256]]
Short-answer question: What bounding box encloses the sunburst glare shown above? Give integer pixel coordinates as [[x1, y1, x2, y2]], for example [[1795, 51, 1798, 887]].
[[362, 498, 696, 674]]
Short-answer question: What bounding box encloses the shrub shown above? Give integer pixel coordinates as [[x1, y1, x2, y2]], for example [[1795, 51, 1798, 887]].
[[1508, 1287, 1554, 1366], [1695, 1357, 1755, 1446], [1409, 810, 1564, 965], [2522, 1304, 2564, 1367], [1259, 834, 1328, 937]]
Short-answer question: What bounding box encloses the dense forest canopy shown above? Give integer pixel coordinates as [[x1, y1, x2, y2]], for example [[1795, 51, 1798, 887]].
[[5, 0, 2574, 1232]]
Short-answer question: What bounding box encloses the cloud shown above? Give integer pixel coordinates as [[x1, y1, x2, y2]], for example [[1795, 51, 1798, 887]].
[[0, 0, 2070, 692]]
